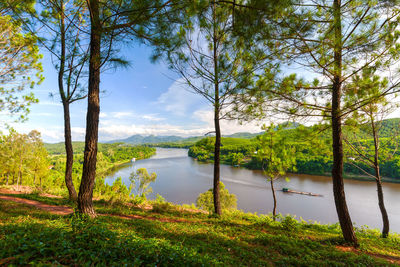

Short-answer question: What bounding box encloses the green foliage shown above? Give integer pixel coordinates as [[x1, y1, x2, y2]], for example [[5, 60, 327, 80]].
[[0, 12, 43, 121], [0, 130, 49, 188], [129, 168, 157, 198], [188, 119, 400, 180], [0, 196, 398, 266], [45, 142, 155, 162], [257, 124, 296, 179], [280, 215, 298, 232], [0, 129, 156, 197], [196, 182, 237, 212]]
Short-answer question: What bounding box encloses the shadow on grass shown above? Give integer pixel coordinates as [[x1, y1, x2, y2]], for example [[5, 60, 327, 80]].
[[0, 198, 397, 266]]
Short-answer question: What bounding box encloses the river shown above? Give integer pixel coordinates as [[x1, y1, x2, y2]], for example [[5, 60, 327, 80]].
[[105, 147, 400, 233]]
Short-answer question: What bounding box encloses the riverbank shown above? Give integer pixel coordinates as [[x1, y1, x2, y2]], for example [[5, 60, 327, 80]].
[[192, 156, 400, 185], [0, 190, 399, 266]]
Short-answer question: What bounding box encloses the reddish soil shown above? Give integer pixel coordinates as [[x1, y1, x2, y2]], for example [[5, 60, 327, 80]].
[[336, 245, 400, 265], [0, 187, 62, 199], [0, 192, 198, 224], [0, 195, 73, 215]]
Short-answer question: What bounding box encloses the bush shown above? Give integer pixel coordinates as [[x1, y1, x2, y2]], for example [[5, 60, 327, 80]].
[[281, 215, 298, 232], [196, 182, 237, 212]]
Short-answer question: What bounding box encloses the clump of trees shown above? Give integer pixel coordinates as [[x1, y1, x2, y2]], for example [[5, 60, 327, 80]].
[[0, 130, 49, 189]]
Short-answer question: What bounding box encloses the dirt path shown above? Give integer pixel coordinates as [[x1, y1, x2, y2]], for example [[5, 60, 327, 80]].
[[0, 194, 198, 224], [0, 195, 73, 215]]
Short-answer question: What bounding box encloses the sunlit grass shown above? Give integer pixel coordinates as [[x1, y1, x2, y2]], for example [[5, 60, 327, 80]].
[[0, 195, 399, 266]]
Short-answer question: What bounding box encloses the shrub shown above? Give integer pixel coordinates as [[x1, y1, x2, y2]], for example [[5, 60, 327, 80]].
[[281, 215, 298, 232], [196, 182, 237, 212]]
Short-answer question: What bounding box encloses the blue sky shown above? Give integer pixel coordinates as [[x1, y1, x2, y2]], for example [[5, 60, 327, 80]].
[[3, 44, 265, 143]]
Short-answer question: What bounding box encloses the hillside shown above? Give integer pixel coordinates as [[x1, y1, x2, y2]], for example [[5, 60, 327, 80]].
[[106, 132, 264, 146], [107, 134, 185, 144], [0, 190, 399, 266]]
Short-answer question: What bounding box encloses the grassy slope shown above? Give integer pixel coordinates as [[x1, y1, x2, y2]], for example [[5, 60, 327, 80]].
[[0, 193, 399, 266]]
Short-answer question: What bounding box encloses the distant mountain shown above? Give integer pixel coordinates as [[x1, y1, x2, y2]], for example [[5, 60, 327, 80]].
[[279, 121, 301, 130], [107, 134, 186, 144]]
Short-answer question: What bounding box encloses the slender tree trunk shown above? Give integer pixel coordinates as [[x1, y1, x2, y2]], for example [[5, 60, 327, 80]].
[[371, 117, 389, 238], [17, 154, 22, 191], [58, 3, 78, 201], [33, 172, 36, 185], [331, 0, 358, 246], [376, 177, 389, 237], [77, 0, 101, 217], [213, 106, 222, 215], [63, 102, 78, 201], [6, 173, 9, 186], [212, 1, 222, 216], [271, 178, 277, 220]]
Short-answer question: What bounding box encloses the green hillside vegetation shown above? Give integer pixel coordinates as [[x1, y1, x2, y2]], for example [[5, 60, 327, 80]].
[[47, 144, 155, 196], [1, 131, 156, 197], [188, 119, 400, 181], [107, 132, 263, 148], [151, 136, 204, 148], [108, 134, 186, 144], [0, 192, 398, 266]]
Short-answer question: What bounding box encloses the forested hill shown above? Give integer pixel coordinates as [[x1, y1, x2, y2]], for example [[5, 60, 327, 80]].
[[107, 134, 185, 144], [187, 118, 400, 180], [105, 132, 265, 145], [44, 142, 153, 156], [359, 118, 400, 138]]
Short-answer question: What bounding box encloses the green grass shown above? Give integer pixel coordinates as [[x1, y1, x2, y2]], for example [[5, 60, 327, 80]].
[[0, 194, 399, 266]]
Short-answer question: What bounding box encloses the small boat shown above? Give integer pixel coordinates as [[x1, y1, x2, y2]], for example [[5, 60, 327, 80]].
[[131, 158, 136, 163], [282, 188, 322, 197]]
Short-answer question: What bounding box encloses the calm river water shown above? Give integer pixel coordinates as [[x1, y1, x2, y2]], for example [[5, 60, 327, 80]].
[[105, 148, 400, 233]]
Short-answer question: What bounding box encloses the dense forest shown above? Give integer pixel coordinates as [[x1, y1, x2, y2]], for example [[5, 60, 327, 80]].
[[188, 118, 400, 181]]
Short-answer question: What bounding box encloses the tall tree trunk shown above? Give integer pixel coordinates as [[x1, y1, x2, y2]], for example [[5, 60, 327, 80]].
[[17, 154, 22, 191], [33, 172, 36, 185], [212, 1, 222, 216], [376, 178, 389, 237], [371, 117, 389, 238], [63, 102, 78, 201], [271, 178, 277, 220], [59, 2, 78, 201], [331, 0, 358, 246], [213, 105, 222, 215], [77, 0, 101, 217], [6, 173, 9, 186]]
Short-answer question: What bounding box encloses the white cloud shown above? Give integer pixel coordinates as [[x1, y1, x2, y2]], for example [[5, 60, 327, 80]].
[[192, 108, 265, 135], [142, 114, 165, 121], [112, 111, 135, 119], [155, 78, 204, 115], [39, 101, 62, 107]]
